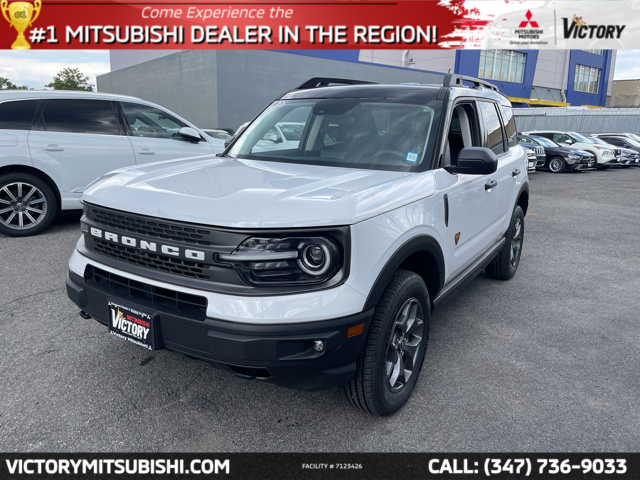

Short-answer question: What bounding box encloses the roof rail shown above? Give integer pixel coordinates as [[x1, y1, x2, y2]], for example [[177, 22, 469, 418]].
[[442, 73, 499, 92], [296, 77, 377, 90]]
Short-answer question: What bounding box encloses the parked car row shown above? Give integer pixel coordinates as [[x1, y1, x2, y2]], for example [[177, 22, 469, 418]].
[[517, 130, 640, 173]]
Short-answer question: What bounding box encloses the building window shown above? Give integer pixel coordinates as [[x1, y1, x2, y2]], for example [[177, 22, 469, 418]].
[[582, 49, 604, 56], [574, 65, 601, 93], [478, 50, 526, 83]]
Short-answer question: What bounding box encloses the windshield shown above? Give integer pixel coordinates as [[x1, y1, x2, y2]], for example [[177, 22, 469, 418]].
[[531, 136, 557, 148], [228, 98, 441, 171], [626, 134, 640, 145], [569, 132, 590, 143], [588, 137, 607, 145]]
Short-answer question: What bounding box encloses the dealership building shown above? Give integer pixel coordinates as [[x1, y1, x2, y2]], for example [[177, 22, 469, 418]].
[[97, 49, 617, 130]]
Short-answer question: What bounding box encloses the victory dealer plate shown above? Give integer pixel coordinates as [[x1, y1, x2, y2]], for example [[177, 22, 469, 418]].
[[108, 300, 157, 350]]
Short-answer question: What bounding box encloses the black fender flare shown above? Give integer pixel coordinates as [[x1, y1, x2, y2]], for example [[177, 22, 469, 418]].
[[516, 181, 530, 215], [363, 235, 445, 311]]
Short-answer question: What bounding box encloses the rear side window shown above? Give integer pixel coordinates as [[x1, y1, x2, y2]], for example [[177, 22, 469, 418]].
[[479, 101, 505, 155], [0, 100, 38, 130], [39, 99, 120, 135], [500, 105, 518, 148]]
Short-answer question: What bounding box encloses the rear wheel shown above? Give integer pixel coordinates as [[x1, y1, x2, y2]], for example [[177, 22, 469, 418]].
[[548, 157, 565, 173], [486, 206, 524, 281], [345, 270, 430, 416], [0, 173, 57, 237]]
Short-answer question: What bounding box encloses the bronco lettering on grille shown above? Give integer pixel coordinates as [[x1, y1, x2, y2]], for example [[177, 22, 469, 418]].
[[89, 227, 206, 261]]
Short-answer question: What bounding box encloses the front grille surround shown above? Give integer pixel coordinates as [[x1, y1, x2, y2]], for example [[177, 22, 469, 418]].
[[81, 203, 351, 296]]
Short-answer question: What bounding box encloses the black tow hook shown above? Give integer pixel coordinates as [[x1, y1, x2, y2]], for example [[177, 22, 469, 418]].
[[79, 310, 92, 320]]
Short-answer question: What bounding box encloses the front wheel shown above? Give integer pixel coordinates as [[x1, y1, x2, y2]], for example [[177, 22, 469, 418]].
[[345, 270, 430, 416], [0, 173, 57, 237], [485, 206, 524, 280], [548, 157, 565, 173]]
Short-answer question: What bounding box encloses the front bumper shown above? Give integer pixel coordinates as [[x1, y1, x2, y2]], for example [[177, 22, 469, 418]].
[[67, 268, 372, 391], [567, 161, 594, 171]]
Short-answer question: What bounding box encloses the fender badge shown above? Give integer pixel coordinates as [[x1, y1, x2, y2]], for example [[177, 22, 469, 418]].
[[454, 232, 461, 245]]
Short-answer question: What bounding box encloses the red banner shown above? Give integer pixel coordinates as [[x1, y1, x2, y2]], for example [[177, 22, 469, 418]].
[[0, 0, 489, 50]]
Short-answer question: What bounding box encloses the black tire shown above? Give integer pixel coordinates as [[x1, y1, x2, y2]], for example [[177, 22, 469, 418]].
[[485, 205, 524, 281], [594, 164, 608, 170], [548, 156, 565, 173], [0, 173, 58, 237], [345, 270, 430, 416]]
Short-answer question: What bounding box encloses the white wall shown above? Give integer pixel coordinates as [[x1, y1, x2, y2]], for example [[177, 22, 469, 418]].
[[532, 50, 568, 91]]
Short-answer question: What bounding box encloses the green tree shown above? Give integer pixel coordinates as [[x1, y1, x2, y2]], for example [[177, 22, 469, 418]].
[[45, 67, 93, 91], [0, 76, 28, 90]]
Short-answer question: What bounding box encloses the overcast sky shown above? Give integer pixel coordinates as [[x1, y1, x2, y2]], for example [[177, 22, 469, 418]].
[[1, 50, 638, 89]]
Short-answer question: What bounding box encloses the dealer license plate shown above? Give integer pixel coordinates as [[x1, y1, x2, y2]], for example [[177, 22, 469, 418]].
[[108, 300, 156, 350]]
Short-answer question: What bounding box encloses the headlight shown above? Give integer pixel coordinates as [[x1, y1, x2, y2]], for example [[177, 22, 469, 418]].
[[603, 150, 614, 156], [218, 236, 343, 285], [566, 154, 579, 164]]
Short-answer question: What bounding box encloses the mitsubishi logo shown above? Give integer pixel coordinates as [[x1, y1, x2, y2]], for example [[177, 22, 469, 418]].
[[519, 10, 539, 28]]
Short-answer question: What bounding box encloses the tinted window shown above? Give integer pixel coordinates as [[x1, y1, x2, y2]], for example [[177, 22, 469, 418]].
[[121, 102, 187, 139], [479, 101, 505, 154], [500, 105, 517, 148], [0, 100, 38, 130], [40, 99, 119, 135], [603, 137, 624, 146], [552, 133, 572, 144]]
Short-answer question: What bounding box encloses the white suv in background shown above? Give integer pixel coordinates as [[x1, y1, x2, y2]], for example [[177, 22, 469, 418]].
[[0, 91, 224, 237], [525, 130, 618, 170]]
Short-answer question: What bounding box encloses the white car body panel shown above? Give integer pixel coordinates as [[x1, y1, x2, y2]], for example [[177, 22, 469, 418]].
[[28, 131, 137, 209]]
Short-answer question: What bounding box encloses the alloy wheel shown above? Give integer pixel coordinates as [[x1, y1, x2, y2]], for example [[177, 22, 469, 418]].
[[385, 298, 424, 392], [0, 182, 48, 231], [510, 217, 523, 268], [549, 158, 563, 173]]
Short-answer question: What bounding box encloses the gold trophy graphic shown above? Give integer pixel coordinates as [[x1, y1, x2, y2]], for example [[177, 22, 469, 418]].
[[1, 0, 42, 49]]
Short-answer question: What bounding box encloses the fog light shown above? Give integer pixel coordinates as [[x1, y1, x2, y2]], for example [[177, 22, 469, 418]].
[[313, 340, 325, 352]]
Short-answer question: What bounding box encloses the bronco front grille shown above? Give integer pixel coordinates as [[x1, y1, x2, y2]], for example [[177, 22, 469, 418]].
[[92, 239, 207, 279], [91, 207, 214, 247], [85, 266, 207, 321]]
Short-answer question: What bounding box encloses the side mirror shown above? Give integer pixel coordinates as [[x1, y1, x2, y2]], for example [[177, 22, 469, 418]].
[[565, 139, 574, 145], [178, 126, 202, 142], [445, 147, 498, 175]]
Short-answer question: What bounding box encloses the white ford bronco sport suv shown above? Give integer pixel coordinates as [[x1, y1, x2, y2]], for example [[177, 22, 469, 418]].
[[66, 75, 529, 416]]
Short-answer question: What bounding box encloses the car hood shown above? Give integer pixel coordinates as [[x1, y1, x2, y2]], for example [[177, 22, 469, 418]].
[[82, 156, 436, 228]]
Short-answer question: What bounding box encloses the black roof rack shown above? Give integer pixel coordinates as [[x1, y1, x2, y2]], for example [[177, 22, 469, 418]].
[[442, 73, 499, 92], [296, 77, 377, 90]]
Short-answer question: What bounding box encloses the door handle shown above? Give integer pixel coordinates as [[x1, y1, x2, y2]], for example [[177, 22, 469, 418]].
[[44, 144, 64, 152], [512, 168, 521, 177], [485, 179, 497, 191], [138, 148, 155, 155]]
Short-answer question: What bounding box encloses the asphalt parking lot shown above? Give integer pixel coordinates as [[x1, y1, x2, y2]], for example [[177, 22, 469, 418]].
[[1, 167, 639, 453]]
